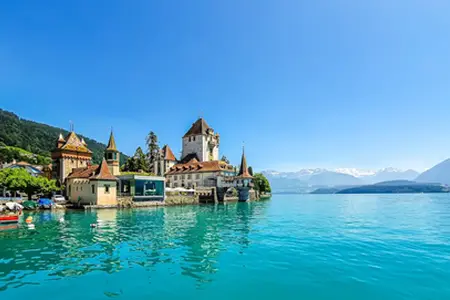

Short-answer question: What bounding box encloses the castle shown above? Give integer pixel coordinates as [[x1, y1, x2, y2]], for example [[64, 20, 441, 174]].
[[160, 118, 254, 201]]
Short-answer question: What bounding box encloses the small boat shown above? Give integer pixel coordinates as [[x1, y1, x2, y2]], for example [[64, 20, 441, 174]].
[[38, 198, 54, 210], [0, 214, 19, 224]]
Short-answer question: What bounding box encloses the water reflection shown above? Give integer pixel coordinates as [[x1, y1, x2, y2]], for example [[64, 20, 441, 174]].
[[0, 201, 269, 290]]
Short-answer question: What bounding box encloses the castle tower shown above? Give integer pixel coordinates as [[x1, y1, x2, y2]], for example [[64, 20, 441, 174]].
[[51, 131, 92, 185], [235, 147, 253, 202], [181, 118, 220, 163], [105, 131, 120, 176], [154, 145, 177, 176]]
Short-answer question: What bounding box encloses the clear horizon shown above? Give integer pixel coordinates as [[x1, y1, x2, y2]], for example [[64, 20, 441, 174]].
[[1, 1, 450, 172]]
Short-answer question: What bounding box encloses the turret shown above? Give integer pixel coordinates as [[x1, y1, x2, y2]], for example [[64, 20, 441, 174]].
[[105, 131, 120, 176], [56, 133, 65, 149]]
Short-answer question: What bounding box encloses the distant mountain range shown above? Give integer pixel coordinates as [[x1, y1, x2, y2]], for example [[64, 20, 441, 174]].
[[312, 180, 448, 194], [263, 168, 420, 193]]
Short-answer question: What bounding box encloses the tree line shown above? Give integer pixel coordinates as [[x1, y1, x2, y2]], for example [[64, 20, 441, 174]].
[[0, 168, 61, 199]]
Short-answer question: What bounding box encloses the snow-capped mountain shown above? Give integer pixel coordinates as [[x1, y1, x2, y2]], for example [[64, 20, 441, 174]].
[[334, 168, 376, 178], [262, 167, 419, 192]]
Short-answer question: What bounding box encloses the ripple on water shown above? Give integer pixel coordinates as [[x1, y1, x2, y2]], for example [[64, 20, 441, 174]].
[[1, 196, 450, 299]]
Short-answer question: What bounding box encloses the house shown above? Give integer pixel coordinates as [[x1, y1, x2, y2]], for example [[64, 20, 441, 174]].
[[66, 158, 117, 206]]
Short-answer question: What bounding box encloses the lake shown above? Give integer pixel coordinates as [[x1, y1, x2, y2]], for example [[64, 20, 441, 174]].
[[1, 194, 450, 299]]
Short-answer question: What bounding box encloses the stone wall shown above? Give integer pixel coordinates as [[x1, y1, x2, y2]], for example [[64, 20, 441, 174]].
[[165, 194, 199, 205]]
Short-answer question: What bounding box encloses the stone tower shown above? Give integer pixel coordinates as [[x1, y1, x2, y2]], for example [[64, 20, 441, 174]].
[[181, 118, 220, 162], [51, 131, 92, 185], [105, 131, 120, 176], [235, 147, 253, 202]]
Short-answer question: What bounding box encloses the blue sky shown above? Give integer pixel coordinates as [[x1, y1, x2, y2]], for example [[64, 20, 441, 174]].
[[1, 1, 450, 172]]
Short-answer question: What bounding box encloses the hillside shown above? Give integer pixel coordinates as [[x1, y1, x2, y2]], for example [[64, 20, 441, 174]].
[[416, 159, 450, 185], [0, 109, 128, 165], [336, 181, 447, 194]]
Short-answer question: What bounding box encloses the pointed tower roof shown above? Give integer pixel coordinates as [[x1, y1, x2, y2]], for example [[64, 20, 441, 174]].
[[61, 132, 92, 153], [237, 147, 253, 178], [106, 131, 118, 151], [183, 118, 212, 137], [90, 158, 117, 181], [81, 138, 87, 145], [58, 133, 66, 142], [162, 145, 177, 161]]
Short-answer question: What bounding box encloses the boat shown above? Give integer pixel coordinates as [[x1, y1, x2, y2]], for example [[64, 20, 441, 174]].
[[0, 214, 19, 224], [37, 198, 54, 210], [22, 200, 38, 210]]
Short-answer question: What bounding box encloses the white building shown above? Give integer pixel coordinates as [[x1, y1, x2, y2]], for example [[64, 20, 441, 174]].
[[181, 118, 220, 163]]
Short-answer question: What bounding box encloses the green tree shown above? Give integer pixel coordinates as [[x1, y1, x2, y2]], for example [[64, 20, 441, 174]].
[[253, 173, 271, 194], [146, 131, 159, 164], [122, 147, 150, 172], [134, 147, 149, 171], [0, 168, 60, 199]]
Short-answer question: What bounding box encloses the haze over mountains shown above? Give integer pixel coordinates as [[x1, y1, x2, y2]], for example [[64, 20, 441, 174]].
[[263, 168, 421, 193]]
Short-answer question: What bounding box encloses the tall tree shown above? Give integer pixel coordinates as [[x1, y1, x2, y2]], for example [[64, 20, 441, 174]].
[[134, 147, 149, 171], [146, 131, 160, 165]]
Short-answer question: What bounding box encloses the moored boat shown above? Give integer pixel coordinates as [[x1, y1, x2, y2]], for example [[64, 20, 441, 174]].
[[0, 214, 19, 224]]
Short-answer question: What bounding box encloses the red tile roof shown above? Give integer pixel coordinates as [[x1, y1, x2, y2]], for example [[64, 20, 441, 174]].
[[67, 165, 99, 179], [67, 159, 117, 181], [166, 159, 233, 175], [90, 159, 117, 180], [162, 145, 177, 161]]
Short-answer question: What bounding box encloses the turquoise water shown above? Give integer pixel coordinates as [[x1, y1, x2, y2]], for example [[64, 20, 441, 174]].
[[1, 194, 450, 299]]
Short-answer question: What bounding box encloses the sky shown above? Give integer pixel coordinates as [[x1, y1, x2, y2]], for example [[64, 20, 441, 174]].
[[1, 0, 450, 172]]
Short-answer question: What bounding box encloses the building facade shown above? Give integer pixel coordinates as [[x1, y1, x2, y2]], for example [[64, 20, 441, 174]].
[[181, 118, 220, 163], [66, 159, 117, 206], [51, 132, 92, 185]]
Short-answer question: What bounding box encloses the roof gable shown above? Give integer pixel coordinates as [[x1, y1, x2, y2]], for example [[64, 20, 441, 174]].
[[61, 132, 92, 153], [163, 145, 177, 161], [90, 159, 117, 181]]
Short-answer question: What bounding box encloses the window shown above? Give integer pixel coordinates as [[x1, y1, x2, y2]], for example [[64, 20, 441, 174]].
[[196, 174, 200, 180], [91, 184, 95, 194], [81, 186, 83, 191], [174, 175, 178, 180], [69, 185, 71, 196], [193, 136, 196, 141], [187, 174, 191, 179], [76, 186, 78, 191], [105, 184, 110, 193]]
